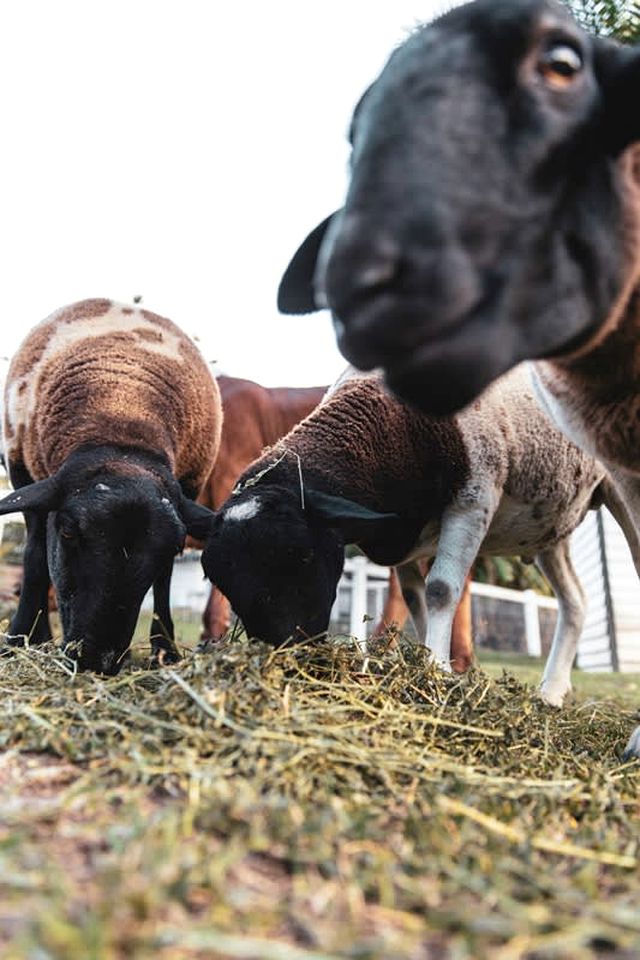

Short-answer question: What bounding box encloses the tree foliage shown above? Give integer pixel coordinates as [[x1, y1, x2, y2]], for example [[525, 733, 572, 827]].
[[564, 0, 640, 43], [472, 555, 553, 596]]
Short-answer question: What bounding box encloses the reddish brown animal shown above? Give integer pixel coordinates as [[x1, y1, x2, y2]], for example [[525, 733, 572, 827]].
[[382, 567, 473, 674], [198, 376, 474, 671], [196, 376, 327, 639]]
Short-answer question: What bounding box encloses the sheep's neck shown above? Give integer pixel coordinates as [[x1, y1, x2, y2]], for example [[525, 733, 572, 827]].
[[538, 283, 640, 472]]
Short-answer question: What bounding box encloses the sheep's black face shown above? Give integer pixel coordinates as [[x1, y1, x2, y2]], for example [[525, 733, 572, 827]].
[[47, 479, 186, 674], [201, 488, 345, 647], [280, 0, 640, 415]]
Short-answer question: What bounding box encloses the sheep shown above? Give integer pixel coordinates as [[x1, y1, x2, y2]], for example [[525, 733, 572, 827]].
[[201, 365, 606, 711], [193, 374, 474, 661], [194, 375, 328, 640], [277, 0, 640, 758], [0, 298, 220, 674]]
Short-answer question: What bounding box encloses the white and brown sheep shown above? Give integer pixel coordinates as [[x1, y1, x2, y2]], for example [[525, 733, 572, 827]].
[[201, 365, 607, 713], [0, 298, 220, 673], [195, 374, 473, 664], [277, 0, 640, 758]]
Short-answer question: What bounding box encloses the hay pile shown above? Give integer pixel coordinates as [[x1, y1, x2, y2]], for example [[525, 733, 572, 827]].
[[0, 636, 639, 959]]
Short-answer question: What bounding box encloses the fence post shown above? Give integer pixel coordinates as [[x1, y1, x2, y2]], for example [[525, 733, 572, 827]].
[[523, 590, 542, 656], [349, 556, 369, 652]]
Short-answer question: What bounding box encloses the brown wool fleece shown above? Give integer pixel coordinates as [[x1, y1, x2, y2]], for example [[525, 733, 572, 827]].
[[245, 373, 471, 524], [240, 366, 603, 547], [4, 299, 222, 496]]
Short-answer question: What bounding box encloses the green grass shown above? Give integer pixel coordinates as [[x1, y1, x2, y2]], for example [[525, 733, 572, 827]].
[[479, 649, 640, 706], [133, 608, 204, 652], [0, 632, 639, 959]]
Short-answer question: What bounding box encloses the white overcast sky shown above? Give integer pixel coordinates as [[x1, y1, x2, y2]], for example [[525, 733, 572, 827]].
[[0, 1, 455, 387]]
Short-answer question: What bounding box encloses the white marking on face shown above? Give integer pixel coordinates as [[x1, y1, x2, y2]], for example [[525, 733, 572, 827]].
[[224, 497, 261, 522]]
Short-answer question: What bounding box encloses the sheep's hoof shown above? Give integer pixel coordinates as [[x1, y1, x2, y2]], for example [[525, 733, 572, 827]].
[[429, 655, 452, 674], [538, 680, 571, 708], [622, 726, 640, 762], [452, 654, 474, 674], [150, 644, 181, 667]]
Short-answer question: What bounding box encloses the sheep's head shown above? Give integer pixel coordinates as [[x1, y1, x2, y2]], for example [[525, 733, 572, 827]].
[[279, 0, 640, 414], [0, 459, 214, 674], [201, 485, 401, 647]]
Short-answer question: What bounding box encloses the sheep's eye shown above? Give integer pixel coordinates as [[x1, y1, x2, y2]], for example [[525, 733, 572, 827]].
[[539, 44, 583, 87]]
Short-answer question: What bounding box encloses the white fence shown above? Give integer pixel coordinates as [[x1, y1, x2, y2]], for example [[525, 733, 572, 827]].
[[332, 556, 558, 657]]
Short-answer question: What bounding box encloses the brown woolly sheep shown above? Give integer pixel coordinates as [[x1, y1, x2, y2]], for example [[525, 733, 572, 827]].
[[0, 298, 220, 674], [201, 365, 607, 715], [195, 374, 474, 663]]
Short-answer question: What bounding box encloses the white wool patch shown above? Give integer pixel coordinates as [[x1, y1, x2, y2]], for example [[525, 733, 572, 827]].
[[224, 497, 261, 522], [6, 302, 187, 445]]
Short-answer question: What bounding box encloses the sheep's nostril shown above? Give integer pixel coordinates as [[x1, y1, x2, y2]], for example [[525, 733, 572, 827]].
[[357, 257, 400, 290], [326, 231, 402, 315]]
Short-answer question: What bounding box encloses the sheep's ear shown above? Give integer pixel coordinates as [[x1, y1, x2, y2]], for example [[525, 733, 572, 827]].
[[0, 477, 60, 516], [277, 212, 339, 314], [596, 40, 640, 153], [179, 496, 217, 540], [304, 488, 399, 539]]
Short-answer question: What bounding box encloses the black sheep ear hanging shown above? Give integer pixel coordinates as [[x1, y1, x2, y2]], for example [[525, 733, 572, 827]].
[[278, 213, 340, 314], [0, 477, 60, 515]]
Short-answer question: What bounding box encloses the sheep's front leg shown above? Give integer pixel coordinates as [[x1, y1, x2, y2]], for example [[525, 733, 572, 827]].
[[598, 474, 640, 760], [199, 586, 232, 645], [6, 513, 52, 647], [150, 561, 180, 665], [450, 576, 474, 673], [623, 727, 640, 761], [396, 560, 428, 642], [537, 539, 585, 708], [426, 498, 496, 670]]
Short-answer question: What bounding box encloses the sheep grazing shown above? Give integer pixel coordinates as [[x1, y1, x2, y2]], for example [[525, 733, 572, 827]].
[[193, 375, 476, 659], [202, 366, 606, 710], [0, 299, 220, 674], [194, 375, 328, 640], [278, 0, 640, 758]]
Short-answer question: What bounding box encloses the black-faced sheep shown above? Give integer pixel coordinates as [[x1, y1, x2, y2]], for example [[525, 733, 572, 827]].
[[0, 298, 220, 674], [201, 366, 606, 714], [277, 0, 640, 758], [279, 0, 639, 414], [195, 375, 328, 640]]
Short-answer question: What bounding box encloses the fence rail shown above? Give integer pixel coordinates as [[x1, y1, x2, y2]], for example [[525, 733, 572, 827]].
[[334, 556, 558, 656]]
